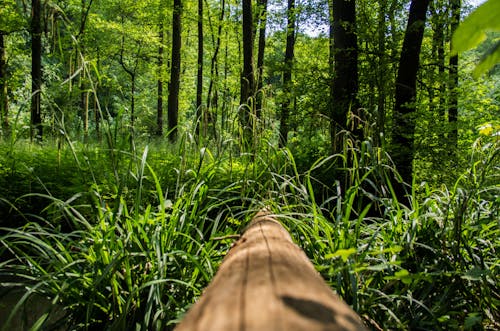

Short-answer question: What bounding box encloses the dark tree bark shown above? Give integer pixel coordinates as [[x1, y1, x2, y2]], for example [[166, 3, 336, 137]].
[[78, 0, 93, 140], [118, 28, 140, 133], [391, 0, 430, 200], [429, 2, 446, 147], [195, 0, 203, 139], [448, 0, 460, 150], [279, 0, 295, 148], [330, 0, 358, 153], [82, 87, 89, 139], [156, 3, 164, 137], [240, 0, 255, 147], [31, 0, 43, 141], [75, 0, 93, 41], [0, 33, 9, 136], [168, 0, 182, 142], [255, 0, 268, 119], [94, 93, 100, 141], [376, 0, 387, 146], [206, 0, 226, 138]]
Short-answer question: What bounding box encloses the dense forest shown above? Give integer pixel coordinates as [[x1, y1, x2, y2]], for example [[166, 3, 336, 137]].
[[0, 0, 498, 330]]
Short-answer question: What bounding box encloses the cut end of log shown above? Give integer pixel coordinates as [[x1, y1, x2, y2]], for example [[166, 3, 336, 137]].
[[175, 209, 369, 331]]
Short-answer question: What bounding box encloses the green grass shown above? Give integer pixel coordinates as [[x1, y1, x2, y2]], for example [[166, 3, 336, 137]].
[[0, 133, 498, 330]]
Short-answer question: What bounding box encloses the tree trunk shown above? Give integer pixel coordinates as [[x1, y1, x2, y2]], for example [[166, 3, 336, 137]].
[[80, 48, 88, 140], [279, 0, 295, 148], [78, 0, 92, 140], [206, 0, 225, 138], [168, 0, 182, 142], [330, 0, 358, 153], [131, 75, 135, 129], [376, 0, 387, 146], [448, 0, 460, 150], [94, 92, 100, 141], [157, 4, 164, 137], [118, 28, 139, 135], [240, 0, 255, 148], [81, 86, 89, 140], [31, 0, 43, 141], [255, 0, 268, 119], [0, 33, 9, 136], [195, 0, 204, 140], [391, 0, 430, 201], [429, 3, 446, 145]]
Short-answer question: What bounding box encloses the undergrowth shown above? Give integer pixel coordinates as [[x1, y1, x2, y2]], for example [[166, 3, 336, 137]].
[[0, 134, 498, 330]]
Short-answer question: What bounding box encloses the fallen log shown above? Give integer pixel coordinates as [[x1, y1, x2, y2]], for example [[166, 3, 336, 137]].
[[175, 209, 368, 331]]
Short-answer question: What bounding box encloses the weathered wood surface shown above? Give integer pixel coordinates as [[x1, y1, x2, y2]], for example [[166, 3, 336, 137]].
[[175, 210, 368, 331]]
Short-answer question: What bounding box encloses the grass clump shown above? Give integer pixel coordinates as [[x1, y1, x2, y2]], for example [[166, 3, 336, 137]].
[[0, 135, 498, 330]]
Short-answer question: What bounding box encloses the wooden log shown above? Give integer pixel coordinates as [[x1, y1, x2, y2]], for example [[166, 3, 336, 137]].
[[175, 210, 368, 331]]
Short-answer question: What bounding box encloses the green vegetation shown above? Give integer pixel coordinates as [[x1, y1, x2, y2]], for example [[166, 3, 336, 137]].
[[0, 0, 499, 330], [1, 132, 498, 330]]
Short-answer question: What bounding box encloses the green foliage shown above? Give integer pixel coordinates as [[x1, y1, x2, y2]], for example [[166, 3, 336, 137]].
[[0, 136, 266, 330], [0, 0, 25, 33], [1, 0, 500, 330], [452, 0, 500, 77], [1, 134, 499, 330], [276, 137, 499, 330]]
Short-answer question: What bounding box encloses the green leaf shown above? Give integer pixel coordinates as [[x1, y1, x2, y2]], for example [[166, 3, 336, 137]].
[[394, 269, 410, 279], [461, 267, 490, 281], [367, 245, 403, 255], [326, 248, 357, 262], [473, 39, 500, 78], [452, 0, 500, 54], [464, 312, 482, 330], [384, 268, 413, 285], [437, 315, 450, 323], [28, 313, 49, 331]]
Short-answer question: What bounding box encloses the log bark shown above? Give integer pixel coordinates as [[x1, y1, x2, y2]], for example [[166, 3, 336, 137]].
[[175, 210, 367, 331]]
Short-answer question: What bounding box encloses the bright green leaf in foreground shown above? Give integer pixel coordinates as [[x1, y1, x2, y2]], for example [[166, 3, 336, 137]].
[[452, 0, 500, 53], [452, 0, 500, 77], [326, 248, 357, 262], [473, 40, 500, 77]]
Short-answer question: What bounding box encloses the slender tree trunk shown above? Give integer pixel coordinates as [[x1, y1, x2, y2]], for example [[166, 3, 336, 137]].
[[80, 46, 89, 140], [448, 0, 460, 150], [168, 0, 182, 142], [195, 0, 204, 139], [157, 5, 164, 137], [0, 33, 9, 136], [31, 0, 43, 141], [255, 0, 268, 119], [206, 0, 225, 111], [119, 29, 139, 135], [430, 3, 446, 145], [94, 44, 101, 141], [328, 0, 334, 134], [376, 0, 387, 146], [222, 26, 229, 133], [94, 92, 100, 141], [279, 0, 295, 148], [79, 0, 92, 140], [240, 0, 255, 148], [391, 0, 430, 200], [131, 75, 135, 128], [206, 0, 225, 138], [82, 85, 89, 139], [330, 0, 358, 153]]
